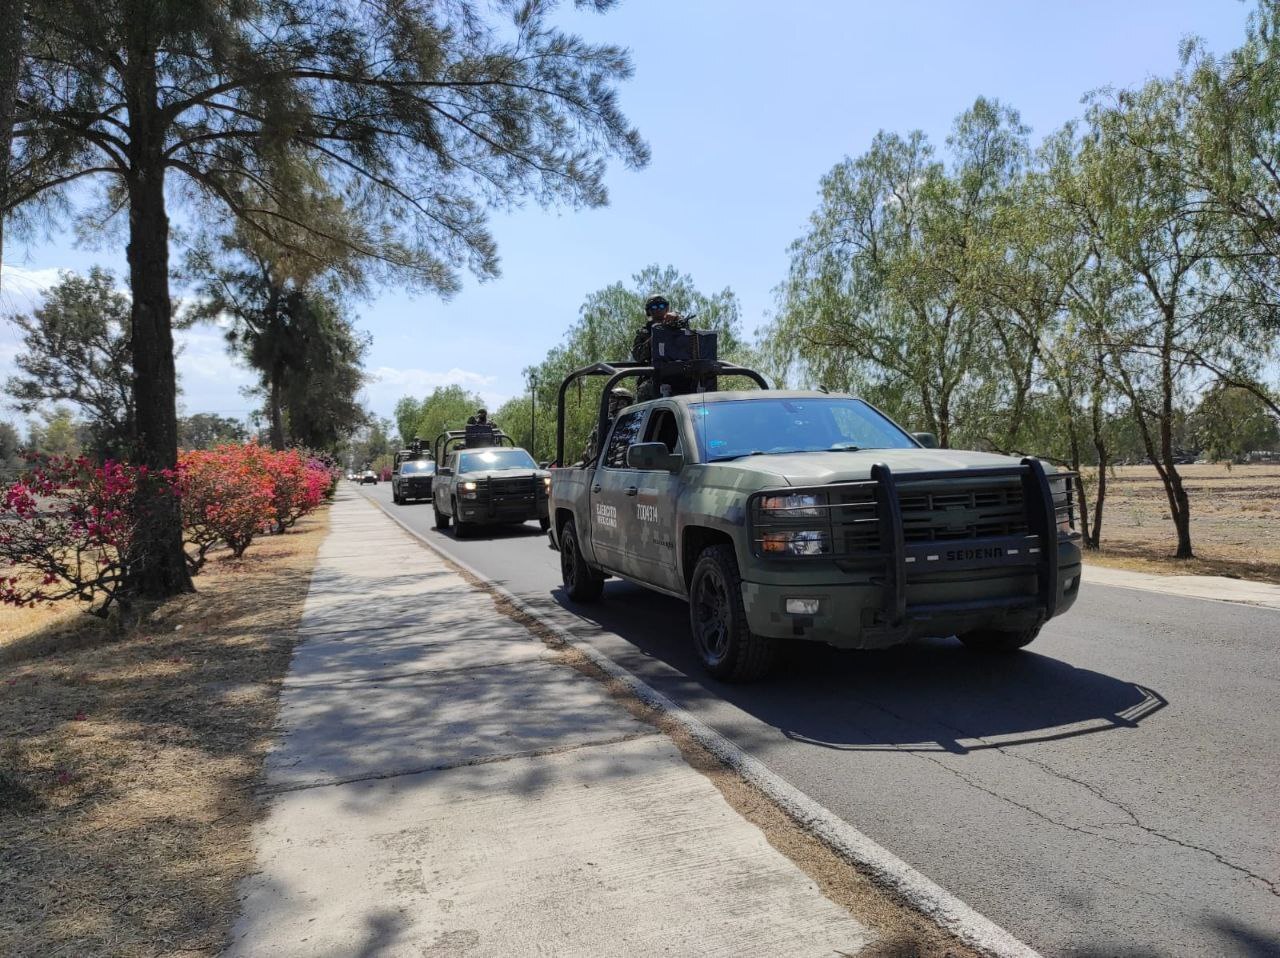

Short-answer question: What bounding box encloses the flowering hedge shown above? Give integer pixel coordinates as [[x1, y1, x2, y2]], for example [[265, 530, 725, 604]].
[[0, 457, 156, 614], [2, 444, 334, 610]]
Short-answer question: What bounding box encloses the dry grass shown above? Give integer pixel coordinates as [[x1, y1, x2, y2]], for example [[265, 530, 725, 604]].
[[0, 510, 329, 958], [1084, 463, 1280, 584]]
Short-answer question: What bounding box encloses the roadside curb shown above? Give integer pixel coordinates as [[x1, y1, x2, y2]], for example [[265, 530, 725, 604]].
[[364, 492, 1043, 958], [1080, 562, 1280, 611]]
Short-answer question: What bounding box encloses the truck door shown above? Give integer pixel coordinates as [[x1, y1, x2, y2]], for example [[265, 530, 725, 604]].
[[590, 409, 647, 574], [628, 405, 686, 592]]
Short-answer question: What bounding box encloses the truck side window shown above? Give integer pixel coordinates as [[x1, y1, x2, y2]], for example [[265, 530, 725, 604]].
[[603, 411, 645, 469], [643, 408, 682, 456]]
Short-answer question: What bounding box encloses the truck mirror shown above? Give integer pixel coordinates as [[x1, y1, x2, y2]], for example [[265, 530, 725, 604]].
[[912, 431, 939, 449], [626, 442, 684, 472]]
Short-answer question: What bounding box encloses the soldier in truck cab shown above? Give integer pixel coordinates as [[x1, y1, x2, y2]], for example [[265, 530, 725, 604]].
[[580, 386, 635, 464]]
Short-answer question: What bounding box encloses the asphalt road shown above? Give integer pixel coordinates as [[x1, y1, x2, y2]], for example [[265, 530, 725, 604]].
[[357, 483, 1280, 958]]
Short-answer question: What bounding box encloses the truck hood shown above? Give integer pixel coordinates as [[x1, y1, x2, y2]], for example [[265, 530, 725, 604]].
[[462, 467, 549, 481], [708, 448, 1029, 487]]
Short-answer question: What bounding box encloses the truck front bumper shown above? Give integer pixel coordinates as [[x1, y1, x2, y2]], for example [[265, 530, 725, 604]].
[[742, 540, 1081, 649], [457, 499, 549, 525]]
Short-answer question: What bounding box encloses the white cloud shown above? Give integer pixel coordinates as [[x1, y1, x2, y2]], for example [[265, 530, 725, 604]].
[[0, 264, 64, 315]]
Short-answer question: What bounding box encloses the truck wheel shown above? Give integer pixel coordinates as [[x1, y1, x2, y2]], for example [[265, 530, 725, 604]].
[[689, 545, 777, 682], [959, 625, 1041, 653], [538, 517, 551, 533], [433, 499, 451, 530], [559, 520, 604, 602], [452, 499, 472, 538], [393, 489, 402, 504]]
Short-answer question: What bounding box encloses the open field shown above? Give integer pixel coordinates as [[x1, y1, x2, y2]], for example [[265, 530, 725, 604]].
[[1084, 463, 1280, 584], [0, 510, 328, 958]]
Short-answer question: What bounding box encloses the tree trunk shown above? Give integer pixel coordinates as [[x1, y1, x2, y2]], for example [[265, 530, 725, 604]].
[[122, 24, 193, 599], [0, 0, 25, 280], [1087, 370, 1108, 550], [268, 367, 286, 450]]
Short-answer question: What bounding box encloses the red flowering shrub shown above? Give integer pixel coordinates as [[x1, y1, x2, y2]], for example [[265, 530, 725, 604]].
[[177, 445, 277, 572], [0, 457, 164, 614], [2, 444, 334, 602], [254, 447, 330, 534]]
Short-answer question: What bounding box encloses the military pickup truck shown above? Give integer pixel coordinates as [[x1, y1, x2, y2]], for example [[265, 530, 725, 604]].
[[431, 424, 551, 537], [546, 332, 1082, 682]]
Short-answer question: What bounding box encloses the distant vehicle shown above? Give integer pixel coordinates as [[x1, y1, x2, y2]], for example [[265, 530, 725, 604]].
[[360, 469, 378, 485], [393, 459, 436, 504], [546, 323, 1082, 682]]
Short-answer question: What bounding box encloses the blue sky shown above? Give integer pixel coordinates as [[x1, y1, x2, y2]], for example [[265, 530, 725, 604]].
[[0, 0, 1254, 427]]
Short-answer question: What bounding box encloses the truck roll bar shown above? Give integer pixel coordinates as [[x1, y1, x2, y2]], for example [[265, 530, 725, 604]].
[[553, 360, 769, 467]]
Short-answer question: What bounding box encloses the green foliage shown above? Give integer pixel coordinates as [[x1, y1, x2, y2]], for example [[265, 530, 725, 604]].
[[26, 406, 85, 458], [177, 413, 249, 451], [0, 421, 24, 480], [1191, 385, 1280, 462], [4, 268, 134, 458], [394, 386, 487, 454]]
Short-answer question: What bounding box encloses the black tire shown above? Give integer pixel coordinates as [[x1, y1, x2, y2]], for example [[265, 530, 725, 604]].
[[688, 544, 777, 682], [392, 489, 402, 504], [959, 625, 1041, 653], [433, 498, 451, 530], [452, 499, 472, 538], [538, 516, 551, 533], [559, 519, 604, 602]]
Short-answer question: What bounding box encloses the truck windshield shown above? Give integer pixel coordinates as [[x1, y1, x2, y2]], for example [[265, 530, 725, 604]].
[[690, 398, 916, 461], [400, 460, 436, 474], [458, 449, 538, 472]]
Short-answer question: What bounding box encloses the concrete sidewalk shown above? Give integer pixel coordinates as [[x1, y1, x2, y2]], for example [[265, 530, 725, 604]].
[[225, 491, 876, 957], [1082, 562, 1280, 610]]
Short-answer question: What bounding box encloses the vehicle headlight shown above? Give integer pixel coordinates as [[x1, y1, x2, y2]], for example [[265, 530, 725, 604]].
[[760, 493, 824, 517], [542, 476, 552, 491], [461, 481, 477, 491], [760, 530, 828, 556]]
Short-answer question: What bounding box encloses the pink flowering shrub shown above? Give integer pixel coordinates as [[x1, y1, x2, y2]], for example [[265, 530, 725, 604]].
[[177, 445, 277, 571], [2, 444, 335, 605], [0, 457, 158, 614]]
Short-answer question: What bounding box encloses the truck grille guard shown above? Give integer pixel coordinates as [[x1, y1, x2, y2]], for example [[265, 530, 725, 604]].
[[747, 458, 1079, 635]]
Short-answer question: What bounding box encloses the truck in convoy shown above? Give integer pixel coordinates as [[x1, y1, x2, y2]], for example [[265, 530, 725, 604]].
[[546, 325, 1082, 681], [392, 436, 436, 504], [430, 423, 551, 537]]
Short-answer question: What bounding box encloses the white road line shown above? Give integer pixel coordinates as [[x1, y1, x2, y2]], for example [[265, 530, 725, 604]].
[[364, 492, 1044, 958]]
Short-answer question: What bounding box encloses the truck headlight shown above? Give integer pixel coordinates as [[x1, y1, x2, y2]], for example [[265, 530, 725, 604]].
[[760, 493, 823, 517], [542, 476, 552, 491], [461, 480, 478, 500], [760, 530, 828, 556]]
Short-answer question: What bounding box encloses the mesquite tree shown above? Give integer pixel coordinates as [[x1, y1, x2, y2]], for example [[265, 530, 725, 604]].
[[5, 0, 647, 597]]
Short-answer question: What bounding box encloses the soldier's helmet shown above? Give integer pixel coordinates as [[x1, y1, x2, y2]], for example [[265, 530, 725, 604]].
[[644, 294, 669, 316]]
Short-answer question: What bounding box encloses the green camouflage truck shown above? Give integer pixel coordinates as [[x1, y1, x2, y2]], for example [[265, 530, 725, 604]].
[[431, 424, 551, 536], [547, 336, 1082, 681]]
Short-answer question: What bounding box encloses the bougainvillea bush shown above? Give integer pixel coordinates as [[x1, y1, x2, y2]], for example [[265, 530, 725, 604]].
[[256, 447, 330, 534], [177, 445, 277, 572], [1, 444, 336, 610], [0, 457, 162, 615]]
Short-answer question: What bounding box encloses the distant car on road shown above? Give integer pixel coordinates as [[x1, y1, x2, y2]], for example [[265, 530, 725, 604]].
[[393, 459, 436, 504], [359, 469, 378, 485]]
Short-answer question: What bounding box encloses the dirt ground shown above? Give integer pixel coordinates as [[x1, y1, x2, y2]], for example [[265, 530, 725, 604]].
[[0, 510, 328, 958], [1083, 463, 1280, 584]]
